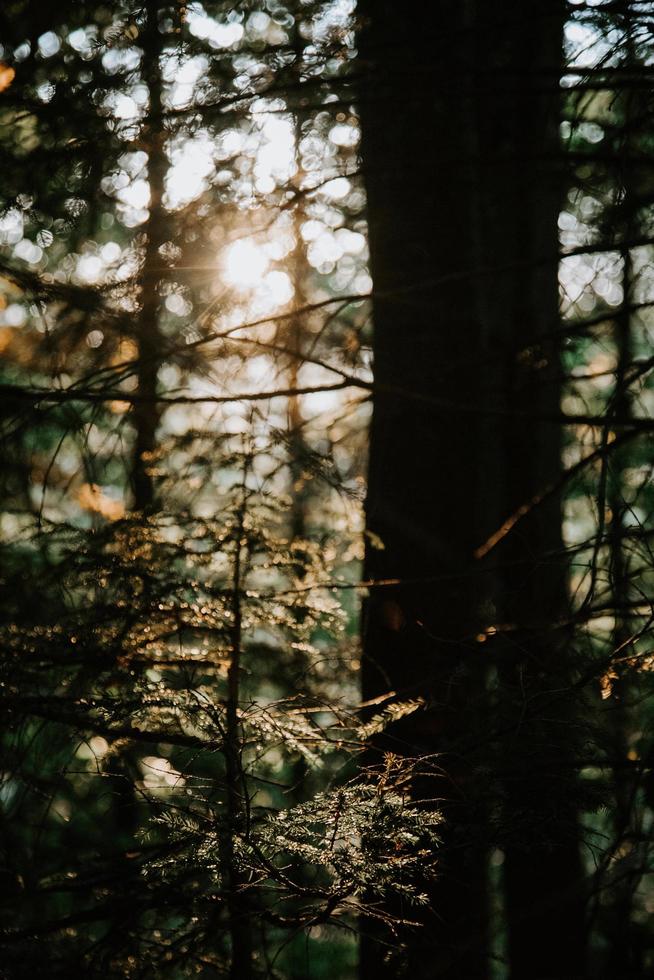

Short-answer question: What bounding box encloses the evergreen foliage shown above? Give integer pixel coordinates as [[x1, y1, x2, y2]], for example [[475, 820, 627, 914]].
[[1, 1, 654, 978]]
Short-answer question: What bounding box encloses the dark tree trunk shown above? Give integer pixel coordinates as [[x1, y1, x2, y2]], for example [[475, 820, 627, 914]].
[[132, 0, 167, 512], [604, 17, 642, 972], [472, 4, 588, 978], [221, 486, 254, 980], [101, 1, 169, 953], [358, 4, 490, 977], [358, 2, 586, 977]]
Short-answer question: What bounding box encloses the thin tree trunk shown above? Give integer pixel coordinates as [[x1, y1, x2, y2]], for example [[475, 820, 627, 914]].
[[132, 0, 167, 512], [101, 4, 169, 953], [105, 0, 168, 812], [605, 234, 640, 979], [285, 39, 316, 977], [220, 474, 254, 980], [605, 13, 642, 969], [287, 114, 309, 554]]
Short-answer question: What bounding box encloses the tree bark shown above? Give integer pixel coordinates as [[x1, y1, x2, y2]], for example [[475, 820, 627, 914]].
[[221, 477, 254, 980], [358, 3, 490, 976], [132, 0, 167, 512], [358, 2, 586, 977], [472, 3, 587, 978], [604, 14, 642, 971]]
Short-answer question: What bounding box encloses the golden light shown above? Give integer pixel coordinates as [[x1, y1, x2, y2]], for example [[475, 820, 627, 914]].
[[0, 64, 16, 94], [223, 239, 269, 289], [77, 483, 125, 521]]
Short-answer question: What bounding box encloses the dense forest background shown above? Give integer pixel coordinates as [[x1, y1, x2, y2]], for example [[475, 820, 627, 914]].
[[1, 1, 654, 977]]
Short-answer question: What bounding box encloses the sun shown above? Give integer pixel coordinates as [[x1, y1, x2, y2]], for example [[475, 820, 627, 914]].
[[223, 239, 269, 289]]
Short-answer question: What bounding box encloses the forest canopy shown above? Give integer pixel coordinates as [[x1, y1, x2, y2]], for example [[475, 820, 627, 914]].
[[1, 1, 654, 978]]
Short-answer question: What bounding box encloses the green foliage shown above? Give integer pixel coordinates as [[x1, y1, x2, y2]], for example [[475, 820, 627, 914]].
[[3, 1, 654, 977], [1, 478, 441, 975]]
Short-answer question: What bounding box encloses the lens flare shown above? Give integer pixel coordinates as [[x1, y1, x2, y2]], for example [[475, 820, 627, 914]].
[[223, 239, 269, 288]]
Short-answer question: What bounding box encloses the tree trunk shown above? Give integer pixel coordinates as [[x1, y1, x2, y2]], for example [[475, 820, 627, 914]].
[[605, 16, 642, 971], [358, 2, 586, 977], [132, 0, 167, 512], [472, 3, 587, 977], [358, 3, 490, 976], [221, 479, 254, 980]]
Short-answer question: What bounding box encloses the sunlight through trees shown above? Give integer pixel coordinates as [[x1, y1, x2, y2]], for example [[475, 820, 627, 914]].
[[1, 2, 654, 978]]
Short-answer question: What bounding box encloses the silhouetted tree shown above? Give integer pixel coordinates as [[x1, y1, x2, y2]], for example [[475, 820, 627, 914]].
[[358, 2, 586, 977]]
